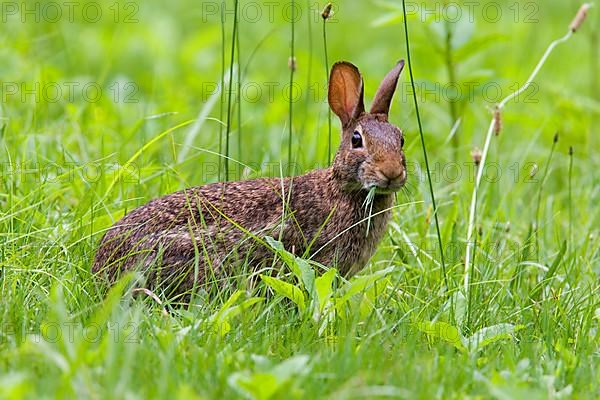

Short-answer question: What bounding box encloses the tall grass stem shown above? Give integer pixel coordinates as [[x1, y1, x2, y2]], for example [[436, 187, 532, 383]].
[[401, 0, 449, 293], [534, 133, 558, 259], [288, 0, 295, 167], [463, 30, 574, 292], [322, 15, 332, 164], [568, 146, 574, 251], [302, 0, 313, 140], [444, 20, 460, 161], [225, 0, 239, 181], [219, 7, 226, 181], [236, 22, 242, 173]]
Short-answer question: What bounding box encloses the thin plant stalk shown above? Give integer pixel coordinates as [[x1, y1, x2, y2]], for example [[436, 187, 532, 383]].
[[589, 28, 597, 151], [444, 18, 460, 161], [322, 12, 332, 164], [236, 20, 242, 175], [301, 0, 313, 139], [591, 29, 599, 101], [534, 133, 559, 260], [219, 6, 226, 181], [362, 187, 377, 236], [401, 0, 449, 292], [463, 29, 575, 292], [568, 146, 574, 252], [225, 0, 239, 181], [288, 0, 295, 168]]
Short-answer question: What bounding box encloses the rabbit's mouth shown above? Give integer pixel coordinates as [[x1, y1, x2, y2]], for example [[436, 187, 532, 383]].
[[365, 181, 405, 195], [355, 163, 407, 194], [368, 169, 406, 194], [374, 184, 403, 195]]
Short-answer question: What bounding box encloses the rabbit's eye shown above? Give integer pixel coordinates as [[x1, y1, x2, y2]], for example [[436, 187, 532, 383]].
[[351, 131, 363, 148], [401, 136, 405, 147]]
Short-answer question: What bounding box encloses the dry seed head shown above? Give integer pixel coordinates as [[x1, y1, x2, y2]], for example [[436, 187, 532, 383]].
[[569, 146, 574, 156], [322, 3, 333, 20], [425, 205, 432, 226], [288, 56, 297, 71], [570, 3, 592, 32], [553, 131, 559, 143], [493, 106, 502, 136], [530, 163, 539, 178], [471, 147, 482, 167]]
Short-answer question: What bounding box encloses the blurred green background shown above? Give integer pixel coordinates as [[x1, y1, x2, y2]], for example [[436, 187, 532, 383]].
[[1, 0, 597, 187], [0, 1, 598, 398], [1, 0, 597, 252]]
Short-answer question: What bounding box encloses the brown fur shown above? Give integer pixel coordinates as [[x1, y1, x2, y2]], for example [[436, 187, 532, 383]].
[[92, 60, 407, 297]]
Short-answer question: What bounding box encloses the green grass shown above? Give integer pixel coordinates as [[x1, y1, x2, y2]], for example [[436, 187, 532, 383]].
[[1, 1, 599, 398]]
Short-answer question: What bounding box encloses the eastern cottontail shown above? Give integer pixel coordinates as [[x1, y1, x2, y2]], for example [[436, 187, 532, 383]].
[[93, 60, 407, 297]]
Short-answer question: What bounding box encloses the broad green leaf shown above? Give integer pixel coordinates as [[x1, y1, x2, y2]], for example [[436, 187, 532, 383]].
[[265, 236, 296, 267], [294, 258, 315, 296], [415, 321, 466, 352], [208, 292, 264, 337], [212, 298, 265, 337], [212, 290, 243, 321], [261, 275, 306, 312], [265, 236, 314, 292], [338, 266, 394, 305], [271, 355, 310, 381], [229, 372, 278, 400], [217, 296, 264, 322], [221, 290, 243, 309], [228, 355, 310, 400], [466, 323, 521, 352], [315, 268, 337, 313]]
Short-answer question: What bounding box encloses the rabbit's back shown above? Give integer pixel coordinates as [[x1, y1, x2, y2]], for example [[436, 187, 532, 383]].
[[92, 168, 393, 294], [93, 174, 290, 288]]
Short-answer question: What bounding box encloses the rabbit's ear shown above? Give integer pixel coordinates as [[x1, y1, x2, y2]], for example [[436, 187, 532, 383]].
[[370, 60, 405, 115], [328, 62, 365, 127]]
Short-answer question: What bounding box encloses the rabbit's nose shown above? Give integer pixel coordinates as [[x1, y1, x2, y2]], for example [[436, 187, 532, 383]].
[[380, 164, 404, 182], [382, 170, 402, 181]]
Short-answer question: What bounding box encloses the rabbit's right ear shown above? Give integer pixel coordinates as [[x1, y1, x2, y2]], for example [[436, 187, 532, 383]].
[[370, 60, 405, 116], [328, 62, 365, 127]]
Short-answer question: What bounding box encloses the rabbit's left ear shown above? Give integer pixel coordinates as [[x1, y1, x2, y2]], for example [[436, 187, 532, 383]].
[[328, 61, 365, 127], [370, 60, 405, 115]]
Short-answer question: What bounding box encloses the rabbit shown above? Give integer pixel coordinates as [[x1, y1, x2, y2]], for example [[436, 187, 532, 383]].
[[92, 60, 407, 298]]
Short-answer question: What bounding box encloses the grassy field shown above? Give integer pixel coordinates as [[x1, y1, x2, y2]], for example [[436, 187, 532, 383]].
[[1, 0, 598, 398]]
